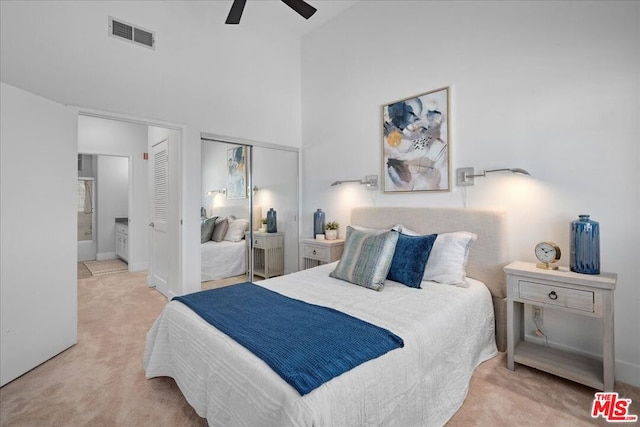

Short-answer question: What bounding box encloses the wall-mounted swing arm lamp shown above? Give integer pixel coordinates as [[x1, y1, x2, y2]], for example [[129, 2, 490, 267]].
[[206, 188, 227, 196], [456, 167, 530, 186], [330, 175, 379, 190]]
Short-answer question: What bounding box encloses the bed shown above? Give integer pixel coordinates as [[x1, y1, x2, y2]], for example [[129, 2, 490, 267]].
[[147, 207, 509, 426], [200, 206, 261, 282]]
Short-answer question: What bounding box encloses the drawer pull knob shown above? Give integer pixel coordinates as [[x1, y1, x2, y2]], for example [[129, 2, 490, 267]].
[[548, 291, 558, 300], [312, 250, 317, 255]]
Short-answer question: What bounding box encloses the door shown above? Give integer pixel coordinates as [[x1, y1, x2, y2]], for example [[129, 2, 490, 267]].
[[148, 126, 181, 298], [1, 82, 77, 386], [149, 138, 169, 296]]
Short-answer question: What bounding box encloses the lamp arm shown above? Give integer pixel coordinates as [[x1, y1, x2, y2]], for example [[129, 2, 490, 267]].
[[331, 179, 365, 186]]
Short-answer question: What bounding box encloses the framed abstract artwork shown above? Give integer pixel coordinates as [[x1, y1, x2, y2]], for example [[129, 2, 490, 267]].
[[382, 87, 450, 193], [227, 146, 247, 199]]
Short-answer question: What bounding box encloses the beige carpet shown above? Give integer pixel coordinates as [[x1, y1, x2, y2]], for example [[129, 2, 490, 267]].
[[77, 261, 92, 279], [1, 271, 638, 426], [83, 259, 128, 276]]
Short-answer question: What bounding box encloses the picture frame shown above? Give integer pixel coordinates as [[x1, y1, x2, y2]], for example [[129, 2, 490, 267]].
[[226, 146, 247, 199], [382, 86, 450, 193]]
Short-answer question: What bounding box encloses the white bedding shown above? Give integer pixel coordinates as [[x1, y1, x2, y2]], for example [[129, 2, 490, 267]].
[[201, 240, 245, 282], [145, 263, 498, 427]]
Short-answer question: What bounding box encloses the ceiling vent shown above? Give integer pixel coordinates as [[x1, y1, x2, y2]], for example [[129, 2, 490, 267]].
[[108, 17, 155, 50]]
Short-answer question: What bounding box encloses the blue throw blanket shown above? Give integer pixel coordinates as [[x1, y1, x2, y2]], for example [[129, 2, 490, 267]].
[[173, 282, 404, 395]]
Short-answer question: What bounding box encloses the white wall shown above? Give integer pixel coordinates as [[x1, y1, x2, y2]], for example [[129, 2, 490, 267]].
[[95, 156, 129, 259], [300, 1, 640, 386], [78, 115, 149, 271], [0, 83, 78, 386], [0, 0, 302, 294]]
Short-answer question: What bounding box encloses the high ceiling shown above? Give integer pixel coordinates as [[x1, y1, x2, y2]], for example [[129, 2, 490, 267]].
[[223, 0, 360, 37]]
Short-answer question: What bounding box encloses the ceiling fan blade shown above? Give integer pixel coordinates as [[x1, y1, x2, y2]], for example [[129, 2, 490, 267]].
[[280, 0, 317, 19], [225, 0, 247, 24]]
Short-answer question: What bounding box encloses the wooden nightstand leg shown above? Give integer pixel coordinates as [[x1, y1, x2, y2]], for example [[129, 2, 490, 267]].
[[507, 300, 522, 370], [602, 291, 615, 391]]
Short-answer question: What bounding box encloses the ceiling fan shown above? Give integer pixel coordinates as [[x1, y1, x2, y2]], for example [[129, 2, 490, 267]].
[[225, 0, 317, 24]]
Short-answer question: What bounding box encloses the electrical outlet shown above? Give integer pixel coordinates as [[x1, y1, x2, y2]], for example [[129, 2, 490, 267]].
[[532, 306, 543, 321]]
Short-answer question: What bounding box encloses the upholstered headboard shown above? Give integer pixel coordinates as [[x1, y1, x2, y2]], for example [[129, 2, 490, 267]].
[[212, 205, 262, 231], [351, 207, 509, 351]]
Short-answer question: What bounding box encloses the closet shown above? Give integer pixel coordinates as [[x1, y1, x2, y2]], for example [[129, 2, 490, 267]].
[[200, 135, 299, 285]]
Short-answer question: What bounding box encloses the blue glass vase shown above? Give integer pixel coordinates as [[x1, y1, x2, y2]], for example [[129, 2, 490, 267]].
[[266, 208, 277, 233], [570, 214, 600, 274], [313, 209, 325, 236]]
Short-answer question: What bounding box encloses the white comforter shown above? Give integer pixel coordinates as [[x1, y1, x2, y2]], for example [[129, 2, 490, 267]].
[[201, 240, 246, 282], [144, 263, 497, 427]]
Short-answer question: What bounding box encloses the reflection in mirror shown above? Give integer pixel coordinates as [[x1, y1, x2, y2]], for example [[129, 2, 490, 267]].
[[252, 146, 298, 278], [200, 138, 299, 290], [201, 141, 253, 289]]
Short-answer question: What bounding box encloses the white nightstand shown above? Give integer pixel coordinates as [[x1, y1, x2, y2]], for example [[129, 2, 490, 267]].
[[300, 238, 345, 270], [246, 232, 284, 279], [505, 261, 617, 391]]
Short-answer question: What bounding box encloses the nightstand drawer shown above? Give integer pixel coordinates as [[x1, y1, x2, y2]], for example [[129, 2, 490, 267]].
[[519, 281, 594, 312], [303, 245, 329, 261], [252, 236, 266, 249]]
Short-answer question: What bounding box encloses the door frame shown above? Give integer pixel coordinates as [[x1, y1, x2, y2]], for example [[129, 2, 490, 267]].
[[73, 106, 185, 296]]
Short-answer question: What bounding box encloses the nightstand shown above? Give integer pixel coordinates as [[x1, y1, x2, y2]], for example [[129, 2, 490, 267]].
[[505, 261, 617, 391], [300, 238, 344, 269], [246, 232, 284, 279]]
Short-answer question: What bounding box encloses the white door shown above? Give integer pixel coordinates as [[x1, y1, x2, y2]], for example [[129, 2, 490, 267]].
[[149, 138, 170, 296], [1, 83, 77, 386]]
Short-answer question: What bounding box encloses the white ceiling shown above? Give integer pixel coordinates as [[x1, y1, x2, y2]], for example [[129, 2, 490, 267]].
[[224, 0, 360, 37]]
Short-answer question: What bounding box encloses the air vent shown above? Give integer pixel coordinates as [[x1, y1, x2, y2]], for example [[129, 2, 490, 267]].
[[109, 16, 155, 50]]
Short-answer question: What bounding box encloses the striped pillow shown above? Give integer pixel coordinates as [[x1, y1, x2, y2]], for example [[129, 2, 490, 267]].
[[330, 226, 399, 291]]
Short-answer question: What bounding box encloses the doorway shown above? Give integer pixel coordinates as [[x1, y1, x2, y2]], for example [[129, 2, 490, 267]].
[[77, 177, 96, 262], [77, 113, 182, 297]]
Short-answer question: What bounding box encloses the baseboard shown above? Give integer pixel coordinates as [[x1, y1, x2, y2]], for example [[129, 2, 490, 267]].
[[128, 261, 148, 272], [616, 359, 640, 388], [96, 252, 116, 261]]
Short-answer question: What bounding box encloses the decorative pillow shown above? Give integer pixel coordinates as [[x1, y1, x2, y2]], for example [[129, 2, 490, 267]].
[[201, 216, 218, 243], [211, 217, 229, 242], [351, 224, 403, 234], [387, 233, 437, 288], [224, 218, 249, 242], [422, 231, 477, 285], [330, 226, 399, 291]]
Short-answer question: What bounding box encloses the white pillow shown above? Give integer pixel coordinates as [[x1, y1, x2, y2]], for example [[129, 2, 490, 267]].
[[423, 232, 477, 285], [224, 218, 249, 242]]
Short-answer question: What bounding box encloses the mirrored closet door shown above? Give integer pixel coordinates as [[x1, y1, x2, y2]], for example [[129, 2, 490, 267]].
[[200, 136, 298, 288]]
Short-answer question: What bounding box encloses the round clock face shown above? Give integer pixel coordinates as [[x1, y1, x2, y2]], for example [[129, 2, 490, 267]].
[[535, 241, 561, 263]]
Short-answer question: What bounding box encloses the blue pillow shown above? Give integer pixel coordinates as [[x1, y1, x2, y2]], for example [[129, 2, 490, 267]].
[[201, 216, 218, 243], [330, 226, 399, 291], [387, 233, 437, 288]]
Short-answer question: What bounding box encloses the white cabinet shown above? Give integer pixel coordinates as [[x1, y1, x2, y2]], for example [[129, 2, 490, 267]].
[[505, 261, 616, 391], [115, 223, 128, 263]]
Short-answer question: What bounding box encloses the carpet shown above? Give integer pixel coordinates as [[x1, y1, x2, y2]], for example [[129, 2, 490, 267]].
[[83, 259, 128, 276], [77, 262, 92, 279], [1, 271, 638, 426]]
